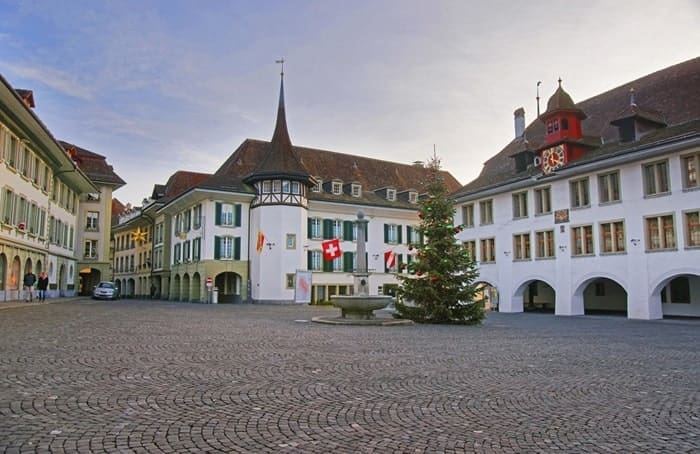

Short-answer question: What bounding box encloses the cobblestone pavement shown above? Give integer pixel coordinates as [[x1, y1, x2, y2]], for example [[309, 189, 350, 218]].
[[0, 300, 698, 453]]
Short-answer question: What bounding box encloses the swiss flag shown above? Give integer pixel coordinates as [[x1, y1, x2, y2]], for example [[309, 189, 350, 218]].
[[322, 238, 342, 261], [384, 251, 396, 269]]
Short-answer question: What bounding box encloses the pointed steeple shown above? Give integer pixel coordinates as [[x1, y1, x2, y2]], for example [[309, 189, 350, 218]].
[[244, 70, 311, 185]]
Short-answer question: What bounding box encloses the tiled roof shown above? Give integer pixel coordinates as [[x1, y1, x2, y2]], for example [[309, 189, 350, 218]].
[[453, 57, 700, 198], [157, 170, 212, 204], [59, 140, 126, 189], [203, 139, 462, 209]]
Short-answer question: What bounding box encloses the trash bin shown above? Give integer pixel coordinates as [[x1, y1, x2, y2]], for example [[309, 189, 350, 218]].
[[212, 287, 219, 304]]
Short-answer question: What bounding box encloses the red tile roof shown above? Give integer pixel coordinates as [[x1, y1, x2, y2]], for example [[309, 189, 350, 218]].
[[59, 140, 126, 189]]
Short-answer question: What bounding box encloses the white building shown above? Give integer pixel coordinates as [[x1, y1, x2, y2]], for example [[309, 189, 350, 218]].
[[146, 73, 461, 304], [452, 57, 700, 319], [0, 77, 96, 300]]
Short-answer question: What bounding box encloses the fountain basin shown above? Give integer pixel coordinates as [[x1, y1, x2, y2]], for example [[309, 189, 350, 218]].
[[331, 295, 394, 320]]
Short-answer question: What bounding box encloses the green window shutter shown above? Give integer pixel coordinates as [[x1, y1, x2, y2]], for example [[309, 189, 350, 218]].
[[397, 225, 403, 244], [234, 237, 241, 260], [307, 218, 313, 239], [407, 226, 413, 244], [323, 258, 333, 272], [343, 221, 353, 241], [398, 254, 404, 272], [234, 204, 242, 227], [384, 224, 389, 243], [214, 236, 221, 259], [323, 219, 333, 239], [364, 224, 368, 241], [384, 256, 389, 273], [343, 251, 353, 272], [215, 203, 222, 226], [307, 251, 312, 269]]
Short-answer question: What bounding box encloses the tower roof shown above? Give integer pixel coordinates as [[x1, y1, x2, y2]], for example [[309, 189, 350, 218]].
[[543, 80, 587, 120], [243, 74, 311, 184]]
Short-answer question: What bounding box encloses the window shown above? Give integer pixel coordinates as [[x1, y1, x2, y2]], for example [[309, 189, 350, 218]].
[[332, 181, 342, 195], [643, 160, 670, 196], [572, 225, 594, 256], [332, 220, 342, 239], [333, 256, 342, 272], [463, 240, 476, 259], [646, 214, 675, 250], [387, 188, 396, 201], [193, 238, 201, 261], [600, 221, 625, 253], [512, 191, 528, 219], [384, 224, 401, 244], [215, 236, 241, 260], [534, 187, 551, 215], [183, 209, 192, 232], [681, 153, 699, 190], [309, 250, 322, 271], [86, 211, 99, 230], [281, 180, 290, 193], [84, 240, 98, 259], [351, 184, 361, 197], [2, 189, 15, 224], [479, 199, 493, 225], [685, 210, 700, 248], [183, 241, 191, 262], [461, 204, 474, 227], [8, 135, 17, 168], [193, 204, 202, 229], [480, 238, 495, 263], [312, 178, 322, 193], [32, 157, 40, 184], [535, 230, 555, 258], [286, 273, 295, 289], [513, 233, 531, 260], [291, 181, 301, 194], [408, 191, 418, 204], [215, 203, 241, 227], [309, 217, 322, 239], [406, 225, 421, 244], [21, 146, 30, 177], [262, 181, 271, 193], [570, 178, 590, 208], [173, 244, 181, 264], [286, 234, 296, 249], [598, 171, 621, 203]]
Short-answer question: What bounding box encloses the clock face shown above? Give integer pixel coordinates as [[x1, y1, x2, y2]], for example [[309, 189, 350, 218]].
[[542, 145, 566, 174]]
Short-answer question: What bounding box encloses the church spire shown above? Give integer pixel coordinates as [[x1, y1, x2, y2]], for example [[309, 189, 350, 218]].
[[243, 61, 311, 186]]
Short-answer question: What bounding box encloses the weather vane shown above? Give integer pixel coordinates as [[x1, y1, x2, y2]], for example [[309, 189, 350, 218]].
[[275, 58, 285, 76]]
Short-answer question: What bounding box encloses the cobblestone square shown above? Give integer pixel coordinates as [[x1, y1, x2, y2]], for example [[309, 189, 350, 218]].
[[0, 300, 698, 453]]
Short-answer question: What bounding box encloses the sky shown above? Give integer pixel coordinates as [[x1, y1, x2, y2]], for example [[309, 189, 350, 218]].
[[1, 0, 699, 206]]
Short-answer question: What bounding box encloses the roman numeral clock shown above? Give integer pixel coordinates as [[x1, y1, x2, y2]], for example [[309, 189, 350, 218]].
[[541, 144, 566, 174]]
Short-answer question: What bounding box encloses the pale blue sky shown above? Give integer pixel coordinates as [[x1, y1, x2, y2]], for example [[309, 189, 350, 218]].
[[1, 0, 699, 205]]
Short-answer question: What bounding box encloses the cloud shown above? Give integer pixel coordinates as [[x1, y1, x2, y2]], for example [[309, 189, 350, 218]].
[[7, 63, 96, 100]]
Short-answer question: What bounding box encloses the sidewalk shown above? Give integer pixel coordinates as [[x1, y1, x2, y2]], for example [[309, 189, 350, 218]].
[[0, 296, 87, 310]]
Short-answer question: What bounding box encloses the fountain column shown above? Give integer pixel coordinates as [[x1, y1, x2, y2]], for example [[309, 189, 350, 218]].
[[354, 211, 370, 296]]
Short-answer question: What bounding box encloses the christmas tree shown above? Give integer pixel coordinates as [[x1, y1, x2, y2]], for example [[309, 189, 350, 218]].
[[394, 155, 484, 324]]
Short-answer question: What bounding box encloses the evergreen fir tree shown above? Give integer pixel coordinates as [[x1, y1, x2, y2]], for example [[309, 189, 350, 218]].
[[394, 155, 484, 324]]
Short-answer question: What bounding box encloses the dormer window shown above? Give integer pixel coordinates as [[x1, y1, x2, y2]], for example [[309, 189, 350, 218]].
[[408, 191, 418, 204], [262, 181, 271, 193], [332, 181, 343, 195], [387, 188, 396, 201], [312, 178, 322, 193], [351, 183, 362, 197]]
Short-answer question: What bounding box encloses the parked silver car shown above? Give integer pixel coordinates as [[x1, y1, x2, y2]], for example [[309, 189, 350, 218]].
[[92, 281, 120, 300]]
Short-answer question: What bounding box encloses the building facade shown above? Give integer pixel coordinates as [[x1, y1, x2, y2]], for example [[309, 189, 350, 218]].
[[0, 77, 96, 301], [133, 74, 461, 304], [452, 58, 700, 319]]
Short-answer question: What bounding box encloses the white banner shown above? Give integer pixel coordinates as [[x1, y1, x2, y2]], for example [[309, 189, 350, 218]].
[[294, 270, 312, 304]]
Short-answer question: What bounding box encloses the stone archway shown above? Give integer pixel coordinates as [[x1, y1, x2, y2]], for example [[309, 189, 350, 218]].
[[182, 274, 191, 302], [80, 267, 102, 296], [172, 274, 181, 301], [215, 272, 242, 303], [652, 272, 700, 318], [192, 273, 202, 303], [475, 280, 499, 312], [511, 279, 556, 313], [126, 278, 135, 298], [576, 277, 628, 316]]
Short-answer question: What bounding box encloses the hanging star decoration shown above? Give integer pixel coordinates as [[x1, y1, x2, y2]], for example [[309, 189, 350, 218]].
[[131, 227, 147, 243]]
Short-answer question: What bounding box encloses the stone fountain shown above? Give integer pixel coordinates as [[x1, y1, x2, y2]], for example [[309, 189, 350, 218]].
[[312, 211, 413, 326]]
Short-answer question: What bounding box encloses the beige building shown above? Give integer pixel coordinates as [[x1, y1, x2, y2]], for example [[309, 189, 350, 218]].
[[0, 77, 96, 301]]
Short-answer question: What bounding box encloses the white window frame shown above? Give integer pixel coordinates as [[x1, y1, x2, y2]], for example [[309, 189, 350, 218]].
[[598, 171, 621, 204], [534, 186, 551, 215], [513, 232, 531, 260], [643, 160, 670, 197], [535, 230, 555, 259], [479, 199, 493, 225], [462, 203, 475, 227], [512, 191, 528, 219], [684, 210, 700, 248], [480, 237, 495, 263], [681, 153, 699, 190], [572, 224, 594, 256], [570, 177, 590, 209], [645, 214, 676, 251], [600, 220, 625, 254]]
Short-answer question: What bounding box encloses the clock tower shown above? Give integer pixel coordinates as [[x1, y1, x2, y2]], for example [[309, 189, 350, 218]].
[[537, 79, 588, 174]]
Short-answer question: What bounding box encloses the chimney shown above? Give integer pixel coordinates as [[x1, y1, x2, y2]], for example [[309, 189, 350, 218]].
[[514, 107, 525, 138]]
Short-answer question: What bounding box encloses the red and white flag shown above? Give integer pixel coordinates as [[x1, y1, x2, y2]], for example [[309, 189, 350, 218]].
[[384, 250, 396, 269], [322, 238, 342, 261]]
